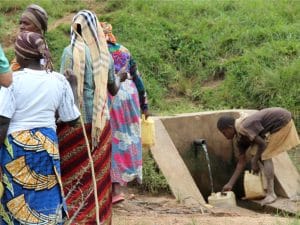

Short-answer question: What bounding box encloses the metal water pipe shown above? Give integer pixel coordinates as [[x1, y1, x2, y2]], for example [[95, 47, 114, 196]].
[[193, 139, 206, 157]]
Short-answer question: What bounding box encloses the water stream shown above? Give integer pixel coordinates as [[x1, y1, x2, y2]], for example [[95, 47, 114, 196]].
[[201, 143, 214, 194]]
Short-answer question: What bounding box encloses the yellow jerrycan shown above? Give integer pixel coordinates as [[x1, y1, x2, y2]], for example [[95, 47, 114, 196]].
[[0, 182, 4, 199], [208, 191, 237, 208], [141, 115, 155, 147], [243, 170, 266, 200]]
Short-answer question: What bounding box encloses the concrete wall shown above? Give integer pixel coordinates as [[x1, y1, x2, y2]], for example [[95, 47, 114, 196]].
[[160, 110, 256, 199]]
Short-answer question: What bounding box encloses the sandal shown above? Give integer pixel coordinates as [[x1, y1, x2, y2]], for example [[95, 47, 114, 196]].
[[112, 193, 125, 204]]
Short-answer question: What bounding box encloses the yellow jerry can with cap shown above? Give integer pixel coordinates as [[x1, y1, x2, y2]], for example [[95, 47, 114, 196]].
[[141, 115, 155, 147], [208, 191, 237, 208]]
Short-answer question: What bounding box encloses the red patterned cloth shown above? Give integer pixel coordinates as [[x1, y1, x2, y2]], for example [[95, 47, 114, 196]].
[[57, 122, 112, 225]]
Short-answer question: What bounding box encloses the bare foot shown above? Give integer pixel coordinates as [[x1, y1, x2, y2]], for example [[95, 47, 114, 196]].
[[260, 194, 277, 206]]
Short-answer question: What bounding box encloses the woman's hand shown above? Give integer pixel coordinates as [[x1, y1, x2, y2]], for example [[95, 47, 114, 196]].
[[143, 109, 150, 120], [64, 69, 78, 106], [118, 72, 128, 82], [64, 69, 77, 87]]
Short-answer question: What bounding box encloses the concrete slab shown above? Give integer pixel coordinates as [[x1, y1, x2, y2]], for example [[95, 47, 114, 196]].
[[239, 197, 300, 215], [150, 118, 206, 206], [272, 152, 300, 198]]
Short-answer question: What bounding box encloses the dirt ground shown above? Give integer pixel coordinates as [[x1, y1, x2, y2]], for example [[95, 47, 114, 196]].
[[112, 188, 297, 225]]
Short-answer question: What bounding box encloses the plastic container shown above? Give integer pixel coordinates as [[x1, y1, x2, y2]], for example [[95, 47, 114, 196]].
[[141, 115, 155, 147], [0, 182, 4, 199], [208, 191, 236, 208], [243, 170, 266, 200]]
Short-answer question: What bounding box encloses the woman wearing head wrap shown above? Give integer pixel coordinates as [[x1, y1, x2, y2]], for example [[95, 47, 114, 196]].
[[59, 10, 126, 225], [100, 22, 150, 204], [0, 31, 80, 225], [11, 4, 53, 71], [19, 4, 48, 34]]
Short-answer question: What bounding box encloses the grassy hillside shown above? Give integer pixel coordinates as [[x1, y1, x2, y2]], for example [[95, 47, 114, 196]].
[[0, 0, 299, 192], [1, 0, 299, 115], [100, 0, 300, 113]]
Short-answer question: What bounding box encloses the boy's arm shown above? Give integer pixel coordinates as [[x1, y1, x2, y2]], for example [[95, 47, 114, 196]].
[[222, 153, 247, 192], [251, 135, 267, 173]]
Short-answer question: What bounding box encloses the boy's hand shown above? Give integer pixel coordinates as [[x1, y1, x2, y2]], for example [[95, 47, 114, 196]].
[[222, 183, 233, 192], [251, 158, 260, 174]]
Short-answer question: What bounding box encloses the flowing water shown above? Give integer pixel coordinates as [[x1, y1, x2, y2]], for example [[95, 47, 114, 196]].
[[201, 143, 214, 194]]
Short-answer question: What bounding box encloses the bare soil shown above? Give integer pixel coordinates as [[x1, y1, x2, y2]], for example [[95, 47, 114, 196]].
[[112, 188, 295, 225]]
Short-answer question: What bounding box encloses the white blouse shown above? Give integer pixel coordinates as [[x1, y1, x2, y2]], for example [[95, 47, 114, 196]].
[[0, 68, 80, 134]]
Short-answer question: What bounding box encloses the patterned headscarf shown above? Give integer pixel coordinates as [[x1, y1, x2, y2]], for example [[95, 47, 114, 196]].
[[71, 10, 111, 147], [22, 4, 48, 34], [100, 22, 117, 44], [15, 31, 52, 71]]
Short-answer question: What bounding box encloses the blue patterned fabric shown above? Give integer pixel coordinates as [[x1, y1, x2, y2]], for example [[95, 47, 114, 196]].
[[0, 127, 66, 225]]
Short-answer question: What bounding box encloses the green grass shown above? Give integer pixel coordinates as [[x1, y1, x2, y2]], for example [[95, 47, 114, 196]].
[[0, 0, 84, 42], [46, 24, 71, 71], [1, 0, 300, 193], [97, 0, 300, 115], [135, 150, 171, 194], [2, 0, 299, 114]]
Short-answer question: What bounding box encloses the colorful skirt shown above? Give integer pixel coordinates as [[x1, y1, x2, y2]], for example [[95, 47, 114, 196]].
[[57, 121, 112, 225], [109, 79, 143, 186], [0, 128, 66, 225]]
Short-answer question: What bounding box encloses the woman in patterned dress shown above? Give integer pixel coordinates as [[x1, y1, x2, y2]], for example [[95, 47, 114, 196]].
[[100, 22, 150, 204], [59, 10, 126, 225], [0, 31, 80, 225]]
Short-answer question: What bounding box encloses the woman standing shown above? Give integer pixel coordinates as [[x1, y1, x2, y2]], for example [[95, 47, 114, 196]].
[[100, 22, 149, 204], [59, 10, 125, 225], [0, 31, 80, 225], [11, 4, 52, 71]]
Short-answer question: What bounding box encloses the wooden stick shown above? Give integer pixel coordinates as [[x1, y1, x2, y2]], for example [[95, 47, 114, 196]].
[[80, 116, 100, 225]]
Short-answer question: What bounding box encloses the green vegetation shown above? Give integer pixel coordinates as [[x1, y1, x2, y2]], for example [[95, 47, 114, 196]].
[[46, 24, 71, 71], [1, 0, 299, 192], [0, 0, 84, 47], [98, 0, 300, 116], [1, 0, 299, 114], [136, 150, 171, 194]]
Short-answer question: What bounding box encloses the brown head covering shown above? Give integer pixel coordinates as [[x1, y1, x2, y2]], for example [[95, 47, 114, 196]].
[[15, 31, 52, 71], [22, 4, 48, 34], [100, 22, 117, 44]]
